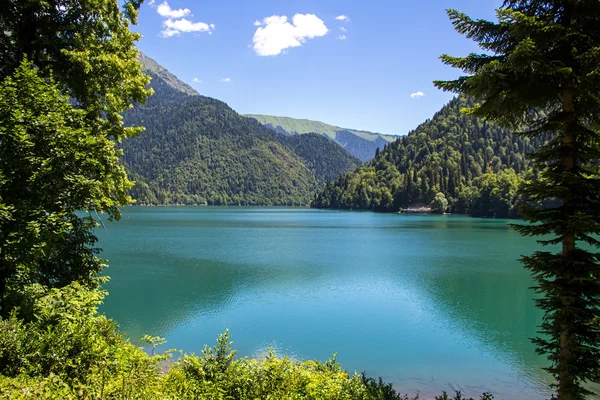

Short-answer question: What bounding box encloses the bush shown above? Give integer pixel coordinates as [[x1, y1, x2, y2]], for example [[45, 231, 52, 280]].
[[431, 192, 449, 214], [163, 332, 369, 399], [0, 283, 167, 399]]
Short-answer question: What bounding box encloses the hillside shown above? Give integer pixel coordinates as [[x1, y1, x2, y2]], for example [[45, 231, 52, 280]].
[[121, 55, 361, 206], [139, 52, 199, 97], [245, 114, 397, 162], [312, 96, 543, 217], [281, 133, 362, 183]]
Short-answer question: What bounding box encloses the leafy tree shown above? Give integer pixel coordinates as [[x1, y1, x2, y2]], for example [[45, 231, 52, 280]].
[[0, 0, 150, 317], [0, 62, 122, 316], [430, 193, 448, 214], [468, 169, 523, 218], [434, 1, 600, 398], [0, 0, 150, 142]]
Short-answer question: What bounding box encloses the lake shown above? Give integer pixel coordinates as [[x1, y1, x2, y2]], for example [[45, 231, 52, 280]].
[[97, 207, 551, 399]]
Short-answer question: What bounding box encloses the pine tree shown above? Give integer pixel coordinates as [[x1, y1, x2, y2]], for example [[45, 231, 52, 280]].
[[434, 1, 600, 399]]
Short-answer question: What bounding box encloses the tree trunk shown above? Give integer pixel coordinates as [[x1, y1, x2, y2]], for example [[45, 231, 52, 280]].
[[0, 246, 6, 319], [559, 88, 576, 400]]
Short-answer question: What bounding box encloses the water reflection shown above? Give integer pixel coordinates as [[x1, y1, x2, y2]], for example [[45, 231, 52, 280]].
[[98, 208, 552, 399]]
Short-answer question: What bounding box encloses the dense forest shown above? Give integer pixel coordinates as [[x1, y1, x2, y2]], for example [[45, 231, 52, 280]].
[[121, 56, 361, 206], [246, 114, 396, 162], [312, 96, 542, 218], [281, 132, 363, 183]]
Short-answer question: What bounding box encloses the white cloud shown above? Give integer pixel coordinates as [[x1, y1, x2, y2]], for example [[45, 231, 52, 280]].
[[252, 14, 328, 56], [153, 1, 214, 37], [157, 1, 191, 18], [335, 15, 349, 22], [148, 0, 156, 6], [337, 35, 346, 40], [192, 78, 202, 83], [339, 26, 347, 32], [410, 91, 425, 99], [161, 17, 213, 37], [221, 78, 232, 83]]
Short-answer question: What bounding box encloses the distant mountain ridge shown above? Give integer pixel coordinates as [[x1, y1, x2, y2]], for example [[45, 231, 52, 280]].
[[139, 52, 199, 97], [119, 54, 361, 206], [245, 114, 398, 162]]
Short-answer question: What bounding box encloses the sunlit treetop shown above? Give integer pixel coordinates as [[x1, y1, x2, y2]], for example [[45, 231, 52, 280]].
[[0, 0, 152, 143]]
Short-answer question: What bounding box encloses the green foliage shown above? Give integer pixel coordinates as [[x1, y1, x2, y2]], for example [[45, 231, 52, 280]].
[[0, 283, 167, 399], [468, 169, 523, 218], [434, 1, 600, 399], [141, 335, 167, 356], [434, 391, 494, 400], [360, 374, 412, 400], [122, 67, 361, 206], [0, 0, 150, 317], [312, 96, 538, 216], [0, 0, 151, 143], [430, 193, 448, 214], [166, 352, 370, 400], [0, 62, 128, 316], [282, 133, 362, 183]]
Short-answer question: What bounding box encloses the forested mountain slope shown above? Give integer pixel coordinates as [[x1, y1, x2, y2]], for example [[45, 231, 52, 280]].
[[121, 56, 361, 206], [312, 96, 542, 217], [282, 133, 362, 183], [246, 114, 397, 162]]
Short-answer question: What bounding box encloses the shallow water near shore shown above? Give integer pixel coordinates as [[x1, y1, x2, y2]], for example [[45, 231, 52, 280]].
[[97, 207, 553, 399]]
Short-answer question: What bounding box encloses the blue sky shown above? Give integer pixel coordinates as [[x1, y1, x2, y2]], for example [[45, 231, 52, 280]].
[[135, 0, 503, 136]]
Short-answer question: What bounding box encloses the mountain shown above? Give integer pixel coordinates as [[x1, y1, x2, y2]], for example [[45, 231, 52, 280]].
[[245, 114, 397, 162], [138, 52, 199, 97], [120, 54, 361, 206], [312, 96, 543, 218]]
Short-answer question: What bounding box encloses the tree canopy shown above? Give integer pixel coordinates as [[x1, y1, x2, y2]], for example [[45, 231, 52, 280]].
[[0, 0, 150, 143], [0, 0, 149, 316]]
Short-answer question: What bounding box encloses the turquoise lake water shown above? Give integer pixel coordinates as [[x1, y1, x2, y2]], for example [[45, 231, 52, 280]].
[[97, 207, 552, 399]]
